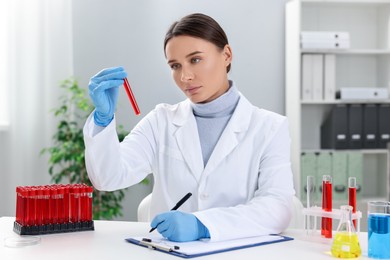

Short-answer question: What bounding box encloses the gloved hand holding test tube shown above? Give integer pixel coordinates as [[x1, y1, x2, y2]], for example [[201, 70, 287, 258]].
[[88, 67, 140, 127], [123, 78, 141, 116]]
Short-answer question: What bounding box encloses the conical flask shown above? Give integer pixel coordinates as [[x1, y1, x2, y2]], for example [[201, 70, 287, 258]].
[[331, 205, 361, 258]]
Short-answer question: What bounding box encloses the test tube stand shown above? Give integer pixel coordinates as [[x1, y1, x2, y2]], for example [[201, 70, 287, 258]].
[[302, 206, 362, 242], [13, 221, 94, 235]]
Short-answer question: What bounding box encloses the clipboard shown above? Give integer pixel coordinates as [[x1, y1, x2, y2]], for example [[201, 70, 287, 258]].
[[126, 234, 293, 258]]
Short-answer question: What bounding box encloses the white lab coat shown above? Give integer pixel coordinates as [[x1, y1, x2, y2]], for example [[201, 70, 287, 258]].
[[83, 92, 295, 242]]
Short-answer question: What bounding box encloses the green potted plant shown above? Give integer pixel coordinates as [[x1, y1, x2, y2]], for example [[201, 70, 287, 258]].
[[41, 78, 148, 220]]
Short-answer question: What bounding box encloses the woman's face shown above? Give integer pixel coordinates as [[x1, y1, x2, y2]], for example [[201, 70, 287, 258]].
[[165, 35, 232, 103]]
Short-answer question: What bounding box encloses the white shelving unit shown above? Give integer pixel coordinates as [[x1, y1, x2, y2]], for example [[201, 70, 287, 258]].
[[285, 0, 390, 208]]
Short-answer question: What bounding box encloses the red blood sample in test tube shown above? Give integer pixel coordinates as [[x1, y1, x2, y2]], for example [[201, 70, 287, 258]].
[[57, 185, 65, 224], [348, 177, 357, 228], [16, 187, 21, 224], [50, 187, 58, 224], [87, 186, 93, 221], [36, 188, 43, 226], [64, 185, 70, 223], [123, 78, 141, 116], [321, 175, 332, 238], [43, 187, 50, 225], [79, 185, 86, 222], [70, 185, 79, 223], [83, 184, 90, 222], [27, 187, 36, 226], [21, 187, 27, 226]]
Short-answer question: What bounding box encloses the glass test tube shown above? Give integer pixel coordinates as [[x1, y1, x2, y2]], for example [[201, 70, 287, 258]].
[[36, 188, 43, 226], [70, 185, 80, 223], [27, 187, 36, 226], [57, 186, 65, 224], [15, 187, 22, 225], [80, 185, 87, 222], [123, 78, 141, 116], [50, 187, 58, 224], [321, 175, 332, 238], [87, 186, 93, 221], [64, 185, 70, 223], [306, 176, 315, 232], [43, 187, 50, 225], [348, 177, 357, 228]]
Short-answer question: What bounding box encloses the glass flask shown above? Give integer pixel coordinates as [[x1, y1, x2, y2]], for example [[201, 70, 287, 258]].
[[331, 205, 361, 258]]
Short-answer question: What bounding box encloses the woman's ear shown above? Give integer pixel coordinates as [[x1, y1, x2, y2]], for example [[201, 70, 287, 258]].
[[223, 44, 233, 67]]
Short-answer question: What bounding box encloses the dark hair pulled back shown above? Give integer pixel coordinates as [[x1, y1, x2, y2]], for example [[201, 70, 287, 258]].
[[164, 13, 231, 73]]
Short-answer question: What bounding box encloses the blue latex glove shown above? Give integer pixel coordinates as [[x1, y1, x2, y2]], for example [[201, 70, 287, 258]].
[[88, 67, 127, 126], [150, 211, 210, 242]]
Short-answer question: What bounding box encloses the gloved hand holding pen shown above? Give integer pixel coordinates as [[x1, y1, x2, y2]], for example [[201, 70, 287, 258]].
[[150, 211, 210, 242], [88, 66, 127, 127]]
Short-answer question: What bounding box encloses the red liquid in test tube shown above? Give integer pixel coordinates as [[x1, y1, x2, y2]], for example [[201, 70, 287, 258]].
[[15, 187, 21, 224], [70, 185, 80, 223], [64, 185, 70, 223], [21, 187, 27, 226], [80, 185, 87, 222], [50, 187, 58, 224], [348, 177, 357, 228], [321, 175, 332, 238], [57, 186, 65, 224], [36, 188, 43, 226], [27, 187, 36, 226], [87, 186, 93, 221], [123, 78, 141, 116], [43, 187, 50, 225], [22, 187, 29, 226]]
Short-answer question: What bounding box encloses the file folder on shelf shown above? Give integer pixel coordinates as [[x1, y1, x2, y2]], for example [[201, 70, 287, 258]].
[[340, 88, 389, 100], [363, 104, 378, 149], [301, 31, 350, 40], [312, 55, 323, 100], [321, 105, 348, 149], [348, 104, 363, 149], [332, 152, 348, 201], [324, 54, 336, 101], [301, 54, 313, 101], [301, 40, 350, 50], [301, 54, 323, 101], [126, 235, 293, 258], [378, 104, 390, 148]]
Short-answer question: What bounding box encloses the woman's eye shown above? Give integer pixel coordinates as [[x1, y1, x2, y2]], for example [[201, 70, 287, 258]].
[[170, 64, 180, 70], [191, 58, 200, 64]]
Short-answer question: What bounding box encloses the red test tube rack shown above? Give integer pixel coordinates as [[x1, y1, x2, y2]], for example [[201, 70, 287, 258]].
[[13, 184, 94, 235]]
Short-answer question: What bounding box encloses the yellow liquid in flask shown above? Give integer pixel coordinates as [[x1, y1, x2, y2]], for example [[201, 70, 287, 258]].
[[331, 233, 361, 258]]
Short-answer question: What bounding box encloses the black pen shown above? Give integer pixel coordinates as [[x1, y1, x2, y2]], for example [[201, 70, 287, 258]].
[[149, 192, 192, 233]]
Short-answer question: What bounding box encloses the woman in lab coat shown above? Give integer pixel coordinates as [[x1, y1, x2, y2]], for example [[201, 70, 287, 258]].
[[84, 13, 295, 242]]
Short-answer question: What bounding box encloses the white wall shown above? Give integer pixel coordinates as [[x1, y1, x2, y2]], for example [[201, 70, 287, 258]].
[[0, 0, 288, 221]]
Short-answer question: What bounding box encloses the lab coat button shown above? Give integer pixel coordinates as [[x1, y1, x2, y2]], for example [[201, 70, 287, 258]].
[[200, 193, 209, 200]]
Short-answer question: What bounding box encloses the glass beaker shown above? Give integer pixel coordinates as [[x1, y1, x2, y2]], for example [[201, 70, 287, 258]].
[[368, 201, 390, 259], [331, 205, 361, 258]]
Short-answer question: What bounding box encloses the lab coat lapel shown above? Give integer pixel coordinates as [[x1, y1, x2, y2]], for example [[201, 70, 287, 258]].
[[172, 100, 204, 183], [203, 94, 252, 177]]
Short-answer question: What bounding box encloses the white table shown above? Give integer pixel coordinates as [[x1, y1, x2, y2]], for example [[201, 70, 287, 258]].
[[0, 217, 370, 260]]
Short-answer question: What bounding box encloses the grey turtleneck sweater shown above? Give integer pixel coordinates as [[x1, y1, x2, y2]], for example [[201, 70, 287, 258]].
[[190, 81, 240, 167]]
